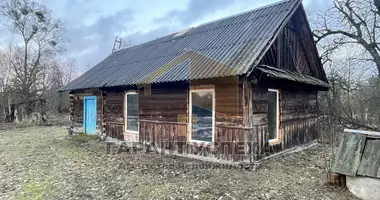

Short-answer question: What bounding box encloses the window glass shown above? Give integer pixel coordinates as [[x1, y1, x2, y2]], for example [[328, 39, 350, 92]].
[[191, 91, 213, 142], [127, 94, 139, 132], [268, 90, 278, 140]]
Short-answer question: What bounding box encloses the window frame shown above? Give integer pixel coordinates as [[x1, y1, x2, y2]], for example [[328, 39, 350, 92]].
[[268, 88, 280, 144], [125, 91, 139, 134], [188, 88, 215, 144]]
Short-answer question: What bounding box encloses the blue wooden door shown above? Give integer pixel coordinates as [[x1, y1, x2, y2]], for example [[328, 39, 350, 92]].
[[83, 96, 97, 134]]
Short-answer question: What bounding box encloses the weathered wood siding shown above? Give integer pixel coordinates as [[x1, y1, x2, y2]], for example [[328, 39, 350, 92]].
[[138, 77, 242, 125], [246, 84, 319, 160], [104, 91, 125, 140], [70, 89, 126, 139], [140, 121, 188, 151], [139, 121, 249, 162], [139, 82, 188, 123], [191, 77, 243, 126], [71, 89, 103, 133], [259, 6, 326, 81], [68, 77, 319, 163], [138, 77, 246, 162]]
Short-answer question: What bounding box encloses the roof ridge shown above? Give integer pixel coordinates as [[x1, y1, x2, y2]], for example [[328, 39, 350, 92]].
[[117, 0, 300, 54], [116, 5, 298, 57], [92, 39, 269, 73], [197, 0, 298, 27], [59, 0, 305, 91]]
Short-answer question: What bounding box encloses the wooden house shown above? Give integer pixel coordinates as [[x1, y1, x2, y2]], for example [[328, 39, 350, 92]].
[[59, 0, 329, 162]]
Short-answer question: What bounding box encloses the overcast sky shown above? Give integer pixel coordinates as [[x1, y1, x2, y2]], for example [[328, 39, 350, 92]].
[[1, 0, 332, 73]]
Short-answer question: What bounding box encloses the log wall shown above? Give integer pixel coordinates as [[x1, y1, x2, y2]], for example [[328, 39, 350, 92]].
[[138, 77, 246, 161], [139, 121, 248, 162], [139, 82, 188, 123], [247, 84, 319, 159], [191, 77, 243, 126], [71, 89, 103, 134], [68, 77, 320, 162], [70, 89, 126, 139], [103, 91, 125, 140]]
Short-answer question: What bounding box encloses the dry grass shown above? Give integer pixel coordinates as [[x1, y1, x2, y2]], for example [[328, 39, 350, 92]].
[[0, 126, 358, 199]]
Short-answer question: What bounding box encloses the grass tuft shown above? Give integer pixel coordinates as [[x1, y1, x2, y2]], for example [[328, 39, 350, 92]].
[[17, 180, 54, 200], [70, 133, 100, 143]]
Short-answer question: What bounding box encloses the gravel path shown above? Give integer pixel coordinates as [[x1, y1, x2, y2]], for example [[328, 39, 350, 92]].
[[0, 126, 358, 199]]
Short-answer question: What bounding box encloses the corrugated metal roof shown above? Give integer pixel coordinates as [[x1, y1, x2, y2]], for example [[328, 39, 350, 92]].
[[59, 0, 302, 92], [256, 65, 329, 88]]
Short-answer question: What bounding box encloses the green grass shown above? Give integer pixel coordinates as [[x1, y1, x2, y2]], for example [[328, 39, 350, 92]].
[[16, 179, 55, 200], [0, 126, 83, 199], [70, 133, 100, 143]]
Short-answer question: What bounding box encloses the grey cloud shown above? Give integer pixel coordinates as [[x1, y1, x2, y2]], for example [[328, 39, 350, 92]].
[[156, 0, 238, 25], [304, 0, 332, 9], [126, 26, 174, 45], [65, 8, 135, 72], [60, 0, 331, 74]]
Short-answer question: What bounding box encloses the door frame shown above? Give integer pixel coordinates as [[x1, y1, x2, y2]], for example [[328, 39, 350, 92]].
[[83, 96, 97, 134]]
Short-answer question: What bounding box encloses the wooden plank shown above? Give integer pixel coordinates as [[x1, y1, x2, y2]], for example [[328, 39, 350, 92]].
[[357, 140, 380, 178], [331, 133, 366, 176], [344, 129, 380, 138]]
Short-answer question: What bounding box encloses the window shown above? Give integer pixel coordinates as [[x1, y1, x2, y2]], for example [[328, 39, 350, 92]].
[[189, 89, 215, 143], [125, 92, 139, 133], [268, 89, 279, 143]]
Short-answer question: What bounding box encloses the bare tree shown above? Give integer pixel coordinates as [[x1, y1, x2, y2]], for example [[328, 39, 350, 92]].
[[312, 0, 380, 74], [0, 0, 65, 115], [310, 0, 380, 132], [42, 58, 77, 113], [0, 51, 11, 121]]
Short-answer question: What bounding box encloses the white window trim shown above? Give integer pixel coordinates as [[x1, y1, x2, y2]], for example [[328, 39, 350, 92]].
[[125, 91, 139, 134], [189, 88, 215, 144], [268, 88, 280, 144]]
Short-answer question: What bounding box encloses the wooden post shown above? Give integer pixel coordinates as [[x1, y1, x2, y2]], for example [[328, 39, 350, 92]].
[[327, 172, 346, 186], [242, 79, 254, 162], [102, 90, 107, 140], [69, 91, 74, 135]]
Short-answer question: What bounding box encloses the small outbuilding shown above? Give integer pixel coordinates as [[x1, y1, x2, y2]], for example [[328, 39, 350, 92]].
[[59, 0, 328, 162], [331, 129, 380, 200]]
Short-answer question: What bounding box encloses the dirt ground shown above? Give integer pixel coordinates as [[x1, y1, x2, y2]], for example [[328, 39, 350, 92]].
[[0, 126, 358, 200]]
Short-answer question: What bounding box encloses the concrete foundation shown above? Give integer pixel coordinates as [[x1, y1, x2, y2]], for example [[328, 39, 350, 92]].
[[346, 176, 380, 200]]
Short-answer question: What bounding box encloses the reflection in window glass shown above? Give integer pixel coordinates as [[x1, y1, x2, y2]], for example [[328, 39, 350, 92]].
[[268, 90, 278, 140], [127, 93, 139, 132], [191, 91, 213, 142]]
